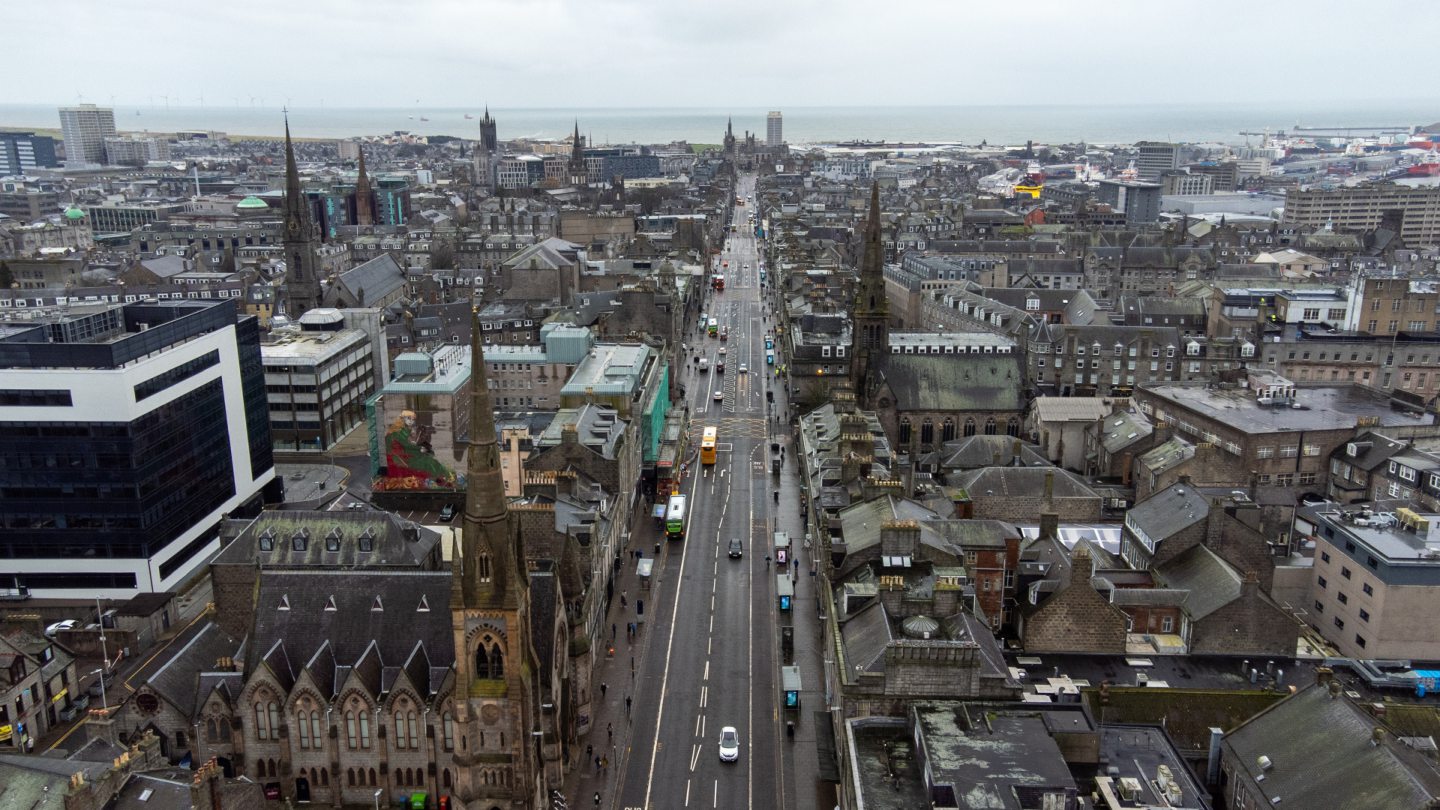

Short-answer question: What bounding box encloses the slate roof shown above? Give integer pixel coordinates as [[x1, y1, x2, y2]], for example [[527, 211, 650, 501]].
[[1224, 686, 1440, 808], [877, 353, 1024, 412], [1340, 432, 1410, 472], [1154, 545, 1241, 620], [139, 255, 190, 279], [214, 510, 441, 569], [503, 237, 582, 270], [927, 519, 1022, 550], [335, 253, 405, 304], [1032, 396, 1111, 424], [953, 467, 1098, 500], [1138, 437, 1196, 475], [931, 435, 1049, 472], [1097, 410, 1154, 454], [840, 600, 893, 673], [1125, 483, 1209, 542], [836, 496, 946, 555], [246, 570, 456, 697], [143, 621, 241, 718], [529, 570, 558, 684]]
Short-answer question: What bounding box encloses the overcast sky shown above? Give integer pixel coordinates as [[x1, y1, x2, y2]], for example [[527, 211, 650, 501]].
[[5, 0, 1437, 108]]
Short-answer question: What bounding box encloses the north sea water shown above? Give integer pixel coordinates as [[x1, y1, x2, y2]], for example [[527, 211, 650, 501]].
[[2, 101, 1436, 146]]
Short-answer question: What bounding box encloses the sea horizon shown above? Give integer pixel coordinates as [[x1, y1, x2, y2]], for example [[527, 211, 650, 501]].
[[2, 101, 1436, 147]]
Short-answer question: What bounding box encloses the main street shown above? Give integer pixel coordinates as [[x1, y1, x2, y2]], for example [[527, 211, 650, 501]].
[[615, 173, 789, 810]]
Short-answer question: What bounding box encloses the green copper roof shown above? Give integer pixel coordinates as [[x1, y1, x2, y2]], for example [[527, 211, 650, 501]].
[[236, 196, 269, 210], [64, 206, 86, 220]]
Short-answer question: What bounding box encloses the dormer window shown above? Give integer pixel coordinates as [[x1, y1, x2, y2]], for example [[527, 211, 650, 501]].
[[278, 594, 290, 611], [325, 528, 342, 553], [372, 596, 384, 612], [258, 528, 276, 552], [357, 529, 375, 553], [324, 595, 337, 612], [417, 595, 430, 612], [291, 529, 309, 552]]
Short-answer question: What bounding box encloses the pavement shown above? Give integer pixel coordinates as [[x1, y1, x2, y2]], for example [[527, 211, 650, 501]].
[[561, 174, 832, 810]]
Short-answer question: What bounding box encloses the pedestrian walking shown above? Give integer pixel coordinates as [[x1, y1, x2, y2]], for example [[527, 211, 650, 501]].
[[626, 695, 633, 717], [602, 755, 609, 777], [600, 681, 608, 698], [595, 792, 602, 808], [595, 755, 602, 775], [608, 722, 614, 743], [587, 743, 594, 762], [621, 591, 628, 609], [612, 623, 617, 641]]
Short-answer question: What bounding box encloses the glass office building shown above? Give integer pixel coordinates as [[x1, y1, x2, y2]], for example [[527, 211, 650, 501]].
[[0, 300, 278, 597]]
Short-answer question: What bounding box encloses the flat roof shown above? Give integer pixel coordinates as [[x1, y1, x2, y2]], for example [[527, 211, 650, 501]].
[[562, 343, 652, 395], [260, 328, 367, 361], [1141, 383, 1432, 434], [1306, 505, 1440, 563]]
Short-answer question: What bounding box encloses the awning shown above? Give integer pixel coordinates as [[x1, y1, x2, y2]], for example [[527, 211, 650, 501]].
[[814, 711, 840, 782]]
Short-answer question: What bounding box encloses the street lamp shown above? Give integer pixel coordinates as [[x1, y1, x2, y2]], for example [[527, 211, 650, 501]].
[[95, 596, 110, 674], [373, 788, 383, 809]]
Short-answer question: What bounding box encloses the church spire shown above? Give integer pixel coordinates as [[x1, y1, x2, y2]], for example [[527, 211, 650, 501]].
[[281, 114, 322, 319], [460, 307, 525, 608], [354, 143, 374, 228], [856, 182, 886, 316], [282, 114, 306, 235], [851, 182, 888, 407]]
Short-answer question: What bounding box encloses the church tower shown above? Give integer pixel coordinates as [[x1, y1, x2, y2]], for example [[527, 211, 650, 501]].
[[282, 116, 323, 319], [450, 307, 541, 806], [850, 182, 889, 408], [723, 117, 737, 156], [568, 121, 587, 187], [480, 106, 498, 154], [353, 144, 374, 228]]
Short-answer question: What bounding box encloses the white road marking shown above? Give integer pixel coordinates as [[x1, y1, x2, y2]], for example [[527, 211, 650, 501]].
[[713, 779, 719, 808], [703, 660, 709, 681], [685, 778, 692, 807], [690, 743, 701, 772]]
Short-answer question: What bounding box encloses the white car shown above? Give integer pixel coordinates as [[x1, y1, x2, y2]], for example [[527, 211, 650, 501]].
[[739, 363, 748, 373], [714, 390, 724, 402], [45, 619, 79, 638], [718, 726, 740, 762], [718, 347, 727, 356]]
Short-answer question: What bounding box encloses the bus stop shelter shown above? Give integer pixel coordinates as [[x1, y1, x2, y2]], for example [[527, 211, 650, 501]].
[[781, 665, 802, 711], [775, 575, 794, 611], [637, 557, 653, 591], [773, 531, 791, 566]]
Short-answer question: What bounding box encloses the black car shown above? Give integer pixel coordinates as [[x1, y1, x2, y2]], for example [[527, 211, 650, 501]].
[[439, 503, 458, 522], [728, 538, 744, 558]]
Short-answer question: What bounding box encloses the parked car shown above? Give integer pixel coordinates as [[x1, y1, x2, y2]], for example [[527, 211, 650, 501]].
[[439, 504, 458, 522], [45, 619, 79, 638]]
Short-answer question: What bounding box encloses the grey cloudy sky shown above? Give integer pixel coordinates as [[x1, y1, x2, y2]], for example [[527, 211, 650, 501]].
[[6, 0, 1436, 107]]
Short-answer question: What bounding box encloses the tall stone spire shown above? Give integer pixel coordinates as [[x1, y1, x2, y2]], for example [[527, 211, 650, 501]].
[[850, 182, 888, 407], [459, 306, 525, 609], [354, 143, 374, 228], [569, 120, 586, 186], [282, 114, 323, 318], [449, 308, 541, 804]]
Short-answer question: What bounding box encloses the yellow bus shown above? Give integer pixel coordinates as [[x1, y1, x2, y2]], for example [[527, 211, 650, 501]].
[[700, 426, 718, 465]]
